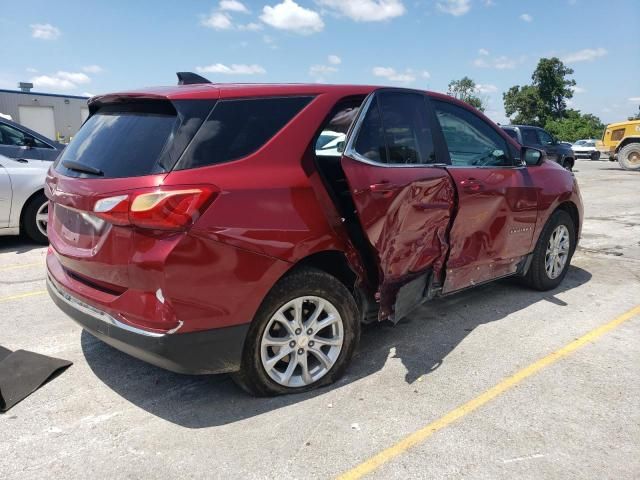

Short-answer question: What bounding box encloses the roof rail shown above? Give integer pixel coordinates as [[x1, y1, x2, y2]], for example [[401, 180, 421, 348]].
[[176, 72, 212, 85]]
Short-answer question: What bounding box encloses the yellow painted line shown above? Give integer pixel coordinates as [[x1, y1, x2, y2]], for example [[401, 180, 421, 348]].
[[0, 290, 47, 303], [0, 262, 44, 272], [337, 304, 640, 480]]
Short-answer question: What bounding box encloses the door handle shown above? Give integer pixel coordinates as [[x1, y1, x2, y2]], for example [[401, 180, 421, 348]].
[[460, 178, 483, 193]]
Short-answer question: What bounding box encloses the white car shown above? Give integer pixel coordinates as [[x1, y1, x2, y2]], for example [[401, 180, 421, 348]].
[[572, 139, 600, 160], [0, 153, 51, 243], [316, 132, 346, 157]]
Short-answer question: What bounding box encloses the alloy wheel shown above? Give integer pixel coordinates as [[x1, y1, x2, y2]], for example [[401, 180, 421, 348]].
[[260, 296, 344, 388], [35, 201, 49, 238], [545, 224, 570, 279]]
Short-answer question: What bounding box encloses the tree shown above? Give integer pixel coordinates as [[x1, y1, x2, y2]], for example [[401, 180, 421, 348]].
[[447, 76, 486, 112], [503, 57, 575, 125], [532, 58, 576, 120], [503, 85, 545, 125], [544, 110, 605, 142]]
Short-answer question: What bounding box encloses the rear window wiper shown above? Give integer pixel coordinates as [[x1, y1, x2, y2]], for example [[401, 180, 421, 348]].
[[62, 160, 104, 176]]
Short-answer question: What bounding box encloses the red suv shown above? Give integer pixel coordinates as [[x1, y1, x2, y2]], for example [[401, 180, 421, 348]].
[[46, 75, 583, 395]]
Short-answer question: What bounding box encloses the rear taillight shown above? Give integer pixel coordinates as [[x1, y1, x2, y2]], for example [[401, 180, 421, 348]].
[[94, 186, 217, 231]]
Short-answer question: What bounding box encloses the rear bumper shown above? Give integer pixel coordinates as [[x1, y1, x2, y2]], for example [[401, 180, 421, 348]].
[[47, 275, 249, 374]]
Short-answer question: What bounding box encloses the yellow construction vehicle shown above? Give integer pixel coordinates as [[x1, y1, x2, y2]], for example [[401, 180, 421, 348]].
[[597, 119, 640, 171]]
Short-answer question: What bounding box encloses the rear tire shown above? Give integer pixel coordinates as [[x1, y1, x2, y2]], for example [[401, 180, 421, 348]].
[[561, 157, 574, 171], [523, 210, 576, 291], [617, 143, 640, 171], [232, 267, 360, 396], [22, 192, 49, 244]]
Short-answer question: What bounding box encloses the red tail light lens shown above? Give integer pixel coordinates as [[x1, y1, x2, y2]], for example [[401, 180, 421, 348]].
[[94, 186, 217, 231]]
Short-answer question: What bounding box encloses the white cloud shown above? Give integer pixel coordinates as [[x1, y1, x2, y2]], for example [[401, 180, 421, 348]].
[[30, 23, 61, 40], [26, 67, 38, 73], [436, 0, 471, 16], [219, 0, 249, 13], [82, 65, 103, 74], [310, 65, 338, 75], [30, 71, 91, 91], [201, 12, 233, 30], [318, 0, 405, 22], [562, 47, 607, 63], [483, 0, 495, 6], [519, 13, 532, 22], [475, 83, 498, 94], [82, 92, 95, 98], [629, 97, 640, 102], [261, 0, 324, 34], [422, 70, 431, 79], [328, 54, 341, 65], [239, 22, 263, 31], [195, 63, 266, 75], [372, 66, 416, 84], [478, 48, 489, 56], [474, 54, 518, 69], [571, 85, 586, 94]]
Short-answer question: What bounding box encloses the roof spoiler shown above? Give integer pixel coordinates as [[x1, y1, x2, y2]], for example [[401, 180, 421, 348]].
[[176, 72, 212, 85]]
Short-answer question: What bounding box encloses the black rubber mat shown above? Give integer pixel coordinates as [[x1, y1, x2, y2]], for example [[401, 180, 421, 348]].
[[0, 346, 72, 412]]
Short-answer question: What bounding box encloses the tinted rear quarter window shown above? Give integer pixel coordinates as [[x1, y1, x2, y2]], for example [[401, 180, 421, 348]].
[[176, 96, 312, 170]]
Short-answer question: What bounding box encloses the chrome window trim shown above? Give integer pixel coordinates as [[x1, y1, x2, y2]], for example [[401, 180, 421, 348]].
[[47, 275, 167, 338]]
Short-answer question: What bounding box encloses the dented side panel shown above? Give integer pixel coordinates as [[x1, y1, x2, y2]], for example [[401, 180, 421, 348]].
[[442, 167, 538, 293], [340, 156, 455, 319]]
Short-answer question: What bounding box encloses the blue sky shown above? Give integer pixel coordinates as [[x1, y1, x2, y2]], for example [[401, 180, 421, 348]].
[[1, 0, 638, 124]]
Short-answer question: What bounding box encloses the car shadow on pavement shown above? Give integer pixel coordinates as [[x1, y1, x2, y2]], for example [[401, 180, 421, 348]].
[[0, 236, 46, 254], [81, 266, 591, 429]]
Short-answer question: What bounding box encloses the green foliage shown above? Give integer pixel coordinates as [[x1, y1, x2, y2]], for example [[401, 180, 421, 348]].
[[544, 109, 605, 142], [532, 58, 576, 120], [503, 57, 576, 126], [447, 76, 486, 112], [503, 85, 545, 126]]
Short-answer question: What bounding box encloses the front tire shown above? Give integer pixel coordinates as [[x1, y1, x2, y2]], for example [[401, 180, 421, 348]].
[[523, 210, 576, 291], [561, 157, 574, 171], [232, 267, 360, 396], [590, 150, 600, 161], [618, 143, 640, 171], [22, 192, 49, 244]]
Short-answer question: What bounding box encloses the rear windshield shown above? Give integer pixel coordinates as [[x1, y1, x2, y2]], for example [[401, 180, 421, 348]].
[[55, 102, 180, 178]]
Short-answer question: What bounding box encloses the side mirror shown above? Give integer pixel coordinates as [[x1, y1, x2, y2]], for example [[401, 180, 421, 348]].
[[22, 135, 36, 148], [337, 141, 346, 153], [522, 146, 545, 166]]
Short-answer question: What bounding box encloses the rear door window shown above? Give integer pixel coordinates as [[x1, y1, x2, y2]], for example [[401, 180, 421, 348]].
[[378, 92, 436, 165], [176, 96, 312, 170], [521, 128, 539, 145]]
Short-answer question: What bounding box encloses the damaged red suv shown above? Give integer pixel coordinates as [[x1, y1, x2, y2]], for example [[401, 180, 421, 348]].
[[46, 74, 582, 395]]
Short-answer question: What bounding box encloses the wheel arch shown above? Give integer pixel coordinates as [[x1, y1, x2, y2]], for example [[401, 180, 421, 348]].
[[615, 136, 640, 153], [555, 201, 580, 239], [288, 250, 358, 293]]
